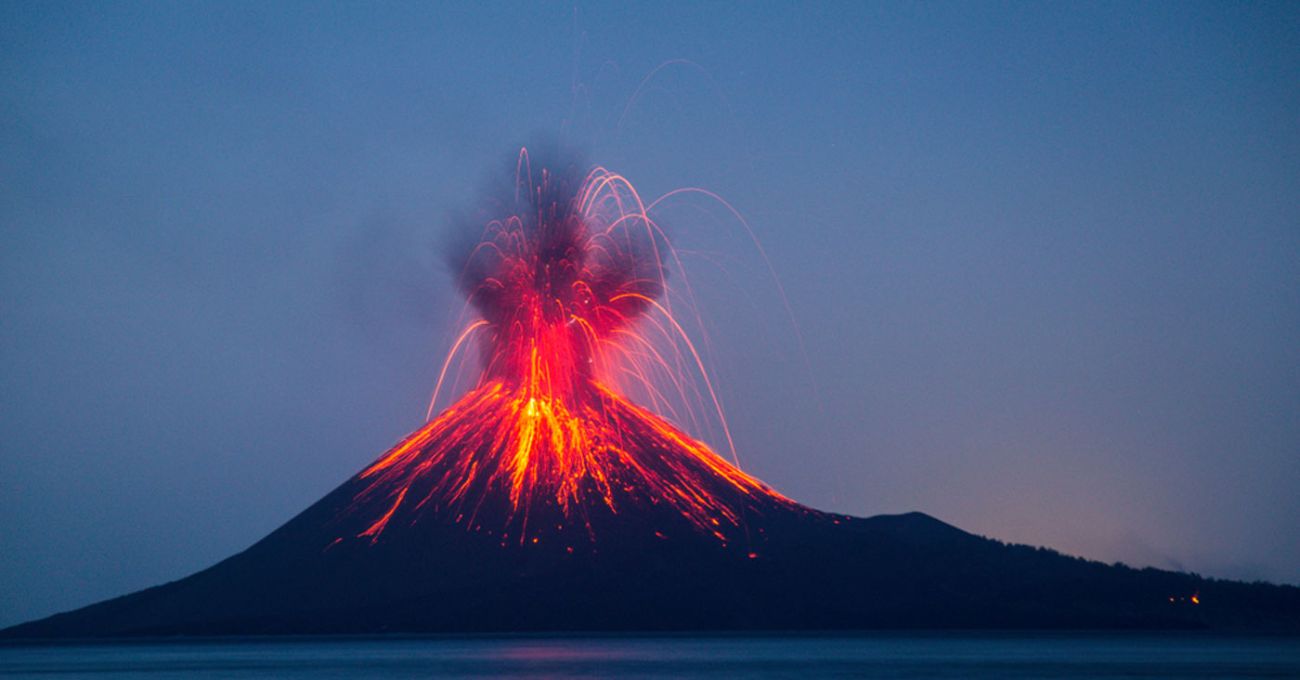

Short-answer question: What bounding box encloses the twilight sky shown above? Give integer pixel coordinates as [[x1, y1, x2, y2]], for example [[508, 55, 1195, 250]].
[[2, 1, 1297, 627]]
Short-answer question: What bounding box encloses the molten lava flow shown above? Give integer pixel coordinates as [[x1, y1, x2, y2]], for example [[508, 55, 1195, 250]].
[[336, 149, 792, 546]]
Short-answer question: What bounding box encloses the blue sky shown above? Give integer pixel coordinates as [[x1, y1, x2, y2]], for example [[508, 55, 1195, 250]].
[[2, 1, 1297, 626]]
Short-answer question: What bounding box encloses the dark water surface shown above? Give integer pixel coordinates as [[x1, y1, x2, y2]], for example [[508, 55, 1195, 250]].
[[2, 633, 1297, 678]]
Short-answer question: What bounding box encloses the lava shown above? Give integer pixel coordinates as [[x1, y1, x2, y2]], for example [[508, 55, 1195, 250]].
[[335, 149, 792, 546]]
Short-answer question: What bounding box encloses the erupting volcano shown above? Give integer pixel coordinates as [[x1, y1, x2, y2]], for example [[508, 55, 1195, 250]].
[[337, 152, 795, 551], [5, 150, 1298, 638]]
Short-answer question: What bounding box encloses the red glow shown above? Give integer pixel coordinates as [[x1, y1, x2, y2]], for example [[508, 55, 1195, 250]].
[[335, 150, 792, 546]]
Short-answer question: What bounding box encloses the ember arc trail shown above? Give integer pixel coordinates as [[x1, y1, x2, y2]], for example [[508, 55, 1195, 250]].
[[334, 150, 796, 549]]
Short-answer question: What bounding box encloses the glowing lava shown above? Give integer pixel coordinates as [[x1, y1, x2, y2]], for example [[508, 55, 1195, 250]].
[[335, 149, 792, 547]]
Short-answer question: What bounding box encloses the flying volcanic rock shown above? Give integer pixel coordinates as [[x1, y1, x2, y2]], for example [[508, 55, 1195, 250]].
[[5, 151, 1298, 637]]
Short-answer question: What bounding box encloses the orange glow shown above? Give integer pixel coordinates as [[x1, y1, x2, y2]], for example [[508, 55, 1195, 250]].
[[334, 152, 793, 546]]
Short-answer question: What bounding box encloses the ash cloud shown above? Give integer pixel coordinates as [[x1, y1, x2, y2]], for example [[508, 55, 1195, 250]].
[[445, 143, 668, 346]]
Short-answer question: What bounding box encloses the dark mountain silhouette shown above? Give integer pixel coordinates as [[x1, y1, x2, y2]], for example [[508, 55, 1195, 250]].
[[4, 439, 1297, 638]]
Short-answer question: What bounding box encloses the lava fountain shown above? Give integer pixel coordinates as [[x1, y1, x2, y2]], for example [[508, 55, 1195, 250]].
[[333, 149, 794, 549]]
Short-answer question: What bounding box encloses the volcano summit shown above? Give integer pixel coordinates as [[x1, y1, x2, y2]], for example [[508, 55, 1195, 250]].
[[5, 152, 1297, 638]]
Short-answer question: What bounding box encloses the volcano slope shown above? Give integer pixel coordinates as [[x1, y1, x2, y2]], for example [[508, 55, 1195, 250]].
[[4, 386, 1298, 638]]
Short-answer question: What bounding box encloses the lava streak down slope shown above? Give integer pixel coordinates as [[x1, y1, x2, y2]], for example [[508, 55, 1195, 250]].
[[340, 380, 793, 550], [5, 150, 1298, 637]]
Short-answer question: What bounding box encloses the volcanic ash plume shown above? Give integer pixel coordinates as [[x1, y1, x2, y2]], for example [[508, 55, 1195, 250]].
[[332, 149, 792, 549]]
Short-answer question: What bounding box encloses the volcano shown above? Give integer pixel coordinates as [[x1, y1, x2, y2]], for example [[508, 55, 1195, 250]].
[[5, 152, 1297, 638]]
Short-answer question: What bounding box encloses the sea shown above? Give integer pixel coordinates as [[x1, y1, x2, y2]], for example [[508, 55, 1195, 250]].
[[1, 633, 1297, 679]]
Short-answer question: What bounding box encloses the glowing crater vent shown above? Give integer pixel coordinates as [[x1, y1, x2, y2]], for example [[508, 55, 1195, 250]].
[[336, 149, 792, 546]]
